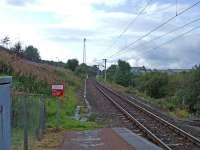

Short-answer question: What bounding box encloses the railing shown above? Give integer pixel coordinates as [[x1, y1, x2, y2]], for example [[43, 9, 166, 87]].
[[11, 93, 46, 150]]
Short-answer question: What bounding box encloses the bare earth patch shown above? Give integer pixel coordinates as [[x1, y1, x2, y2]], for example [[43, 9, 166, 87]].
[[33, 128, 65, 150]]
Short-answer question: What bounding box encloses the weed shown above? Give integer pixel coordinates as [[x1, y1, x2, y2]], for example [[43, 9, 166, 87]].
[[88, 113, 97, 122], [46, 85, 99, 130]]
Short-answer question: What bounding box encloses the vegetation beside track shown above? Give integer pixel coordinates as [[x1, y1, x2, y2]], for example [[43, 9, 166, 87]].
[[46, 86, 99, 130], [0, 46, 99, 131], [98, 60, 200, 119]]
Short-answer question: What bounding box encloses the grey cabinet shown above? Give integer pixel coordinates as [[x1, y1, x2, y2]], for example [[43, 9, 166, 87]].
[[0, 76, 12, 150]]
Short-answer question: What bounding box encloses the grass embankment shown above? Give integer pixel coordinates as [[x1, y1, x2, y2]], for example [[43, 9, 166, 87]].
[[125, 87, 189, 119], [98, 77, 189, 119], [0, 48, 99, 128], [0, 48, 100, 149]]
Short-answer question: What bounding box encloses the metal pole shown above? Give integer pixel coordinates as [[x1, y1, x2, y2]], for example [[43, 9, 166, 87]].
[[103, 59, 107, 81], [56, 98, 61, 128], [83, 38, 86, 64], [97, 65, 100, 77], [42, 98, 46, 133], [23, 96, 28, 150], [176, 0, 178, 16], [37, 97, 45, 140]]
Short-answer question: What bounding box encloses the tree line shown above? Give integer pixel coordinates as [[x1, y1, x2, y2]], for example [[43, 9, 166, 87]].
[[0, 36, 98, 79], [105, 60, 200, 116], [64, 58, 99, 79], [1, 37, 41, 62]]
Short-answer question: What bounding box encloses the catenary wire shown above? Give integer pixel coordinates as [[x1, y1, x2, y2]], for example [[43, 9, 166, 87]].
[[107, 0, 200, 59]]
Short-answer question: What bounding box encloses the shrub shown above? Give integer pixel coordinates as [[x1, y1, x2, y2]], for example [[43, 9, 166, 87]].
[[136, 72, 169, 98], [175, 65, 200, 114]]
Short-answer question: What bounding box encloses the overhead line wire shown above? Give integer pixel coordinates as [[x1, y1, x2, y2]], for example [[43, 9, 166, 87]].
[[127, 25, 200, 61], [109, 17, 200, 59], [107, 0, 200, 59], [103, 0, 153, 55]]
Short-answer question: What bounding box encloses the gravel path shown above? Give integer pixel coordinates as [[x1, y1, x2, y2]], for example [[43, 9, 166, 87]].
[[86, 79, 125, 127]]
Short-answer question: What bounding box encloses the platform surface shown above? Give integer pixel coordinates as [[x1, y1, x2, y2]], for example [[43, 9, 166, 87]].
[[60, 128, 162, 150]]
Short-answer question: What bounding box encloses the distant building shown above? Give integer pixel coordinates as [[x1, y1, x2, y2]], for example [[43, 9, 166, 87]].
[[130, 66, 191, 75], [156, 69, 191, 74], [131, 66, 147, 75]]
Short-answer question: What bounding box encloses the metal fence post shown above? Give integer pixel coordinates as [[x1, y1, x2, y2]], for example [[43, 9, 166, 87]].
[[23, 96, 28, 150], [56, 98, 61, 128], [37, 97, 45, 140], [0, 76, 12, 150], [42, 98, 46, 134]]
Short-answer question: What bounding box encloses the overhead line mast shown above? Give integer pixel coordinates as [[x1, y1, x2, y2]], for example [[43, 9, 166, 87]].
[[83, 38, 86, 64], [103, 59, 107, 81]]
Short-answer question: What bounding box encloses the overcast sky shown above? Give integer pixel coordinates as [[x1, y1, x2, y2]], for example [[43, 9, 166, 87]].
[[0, 0, 200, 69]]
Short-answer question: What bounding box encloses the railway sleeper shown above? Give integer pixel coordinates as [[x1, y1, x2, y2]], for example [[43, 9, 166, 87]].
[[167, 142, 192, 147], [116, 113, 125, 116]]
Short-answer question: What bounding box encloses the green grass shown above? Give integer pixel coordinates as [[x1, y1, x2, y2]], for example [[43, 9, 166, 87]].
[[47, 116, 100, 130], [127, 88, 191, 119], [169, 109, 189, 119], [63, 86, 77, 116], [12, 128, 37, 150], [12, 128, 23, 150], [12, 75, 50, 94], [100, 77, 192, 119], [11, 95, 42, 150], [46, 85, 100, 130]]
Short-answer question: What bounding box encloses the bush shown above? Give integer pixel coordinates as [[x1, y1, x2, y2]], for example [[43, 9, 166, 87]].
[[65, 59, 79, 71], [106, 65, 117, 82], [175, 66, 200, 114], [115, 60, 132, 87], [75, 63, 88, 78], [136, 72, 169, 98], [24, 45, 41, 62]]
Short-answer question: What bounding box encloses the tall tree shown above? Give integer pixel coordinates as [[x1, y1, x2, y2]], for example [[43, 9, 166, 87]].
[[87, 65, 99, 77], [75, 63, 88, 78], [115, 60, 132, 87], [107, 64, 117, 82], [176, 65, 200, 113], [24, 45, 41, 62], [65, 59, 79, 71], [11, 41, 24, 55], [1, 36, 10, 47]]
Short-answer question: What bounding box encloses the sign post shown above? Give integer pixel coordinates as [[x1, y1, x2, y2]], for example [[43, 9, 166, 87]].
[[51, 84, 64, 128]]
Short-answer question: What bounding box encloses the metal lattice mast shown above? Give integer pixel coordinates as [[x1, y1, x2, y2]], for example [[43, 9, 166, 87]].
[[83, 38, 86, 64]]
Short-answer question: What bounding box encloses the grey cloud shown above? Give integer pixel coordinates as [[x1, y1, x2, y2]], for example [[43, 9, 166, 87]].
[[44, 28, 98, 44], [37, 0, 200, 68], [43, 27, 115, 56], [116, 32, 200, 69], [6, 0, 34, 6]]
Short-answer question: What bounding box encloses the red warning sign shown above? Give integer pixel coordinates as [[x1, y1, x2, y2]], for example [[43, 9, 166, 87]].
[[51, 84, 64, 96]]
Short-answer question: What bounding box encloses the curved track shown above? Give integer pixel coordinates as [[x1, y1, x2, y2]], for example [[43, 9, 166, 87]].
[[94, 80, 200, 150]]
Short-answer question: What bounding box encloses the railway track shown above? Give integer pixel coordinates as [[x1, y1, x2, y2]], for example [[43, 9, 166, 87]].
[[95, 81, 200, 150]]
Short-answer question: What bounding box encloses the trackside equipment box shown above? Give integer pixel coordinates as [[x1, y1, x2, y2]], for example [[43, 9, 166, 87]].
[[0, 76, 12, 150]]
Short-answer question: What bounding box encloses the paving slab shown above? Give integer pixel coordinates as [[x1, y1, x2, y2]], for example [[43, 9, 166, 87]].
[[113, 128, 162, 150], [60, 128, 162, 150]]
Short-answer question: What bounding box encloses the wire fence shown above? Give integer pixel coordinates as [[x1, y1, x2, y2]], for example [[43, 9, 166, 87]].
[[11, 93, 46, 150]]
